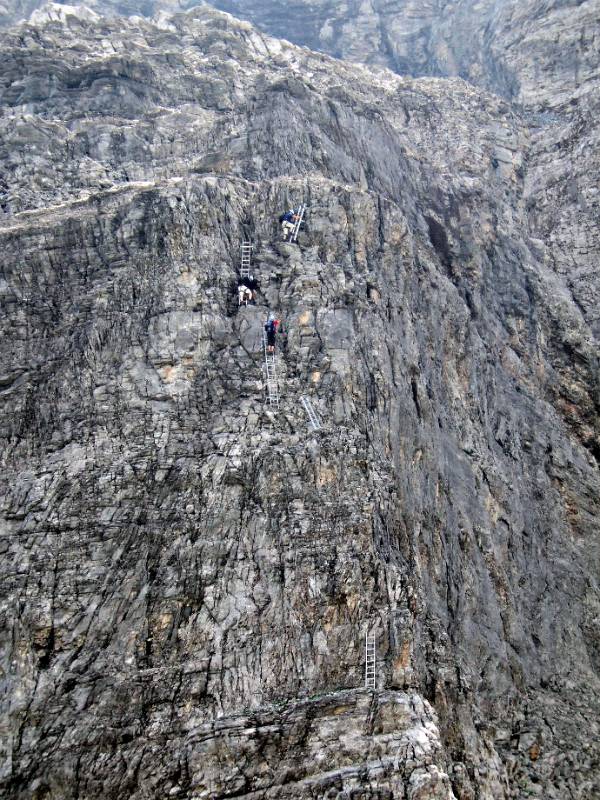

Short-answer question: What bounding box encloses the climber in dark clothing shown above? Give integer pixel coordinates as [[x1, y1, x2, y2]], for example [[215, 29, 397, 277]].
[[244, 276, 259, 297], [238, 284, 252, 306], [238, 276, 258, 306], [279, 208, 302, 241], [264, 316, 280, 354]]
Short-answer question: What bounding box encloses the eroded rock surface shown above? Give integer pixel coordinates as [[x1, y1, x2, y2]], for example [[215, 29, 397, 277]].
[[3, 0, 600, 341], [0, 5, 599, 800], [209, 0, 600, 340]]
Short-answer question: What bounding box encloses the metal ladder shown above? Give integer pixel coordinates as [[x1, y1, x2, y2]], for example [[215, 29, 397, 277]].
[[263, 331, 280, 409], [289, 205, 306, 243], [365, 629, 376, 690], [300, 395, 321, 430], [240, 241, 253, 278]]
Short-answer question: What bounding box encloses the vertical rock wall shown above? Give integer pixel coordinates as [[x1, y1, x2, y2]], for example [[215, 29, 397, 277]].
[[0, 6, 599, 799]]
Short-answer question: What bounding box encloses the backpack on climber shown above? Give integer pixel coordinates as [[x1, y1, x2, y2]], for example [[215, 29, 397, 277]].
[[238, 277, 258, 306], [238, 284, 253, 306], [264, 315, 280, 353], [279, 205, 306, 243]]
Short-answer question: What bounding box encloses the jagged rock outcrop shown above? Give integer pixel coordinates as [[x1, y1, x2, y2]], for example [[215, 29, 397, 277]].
[[0, 0, 183, 28], [0, 5, 599, 800]]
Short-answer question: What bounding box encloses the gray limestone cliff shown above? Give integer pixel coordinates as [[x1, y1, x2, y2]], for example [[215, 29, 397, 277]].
[[2, 0, 599, 338], [0, 4, 599, 800]]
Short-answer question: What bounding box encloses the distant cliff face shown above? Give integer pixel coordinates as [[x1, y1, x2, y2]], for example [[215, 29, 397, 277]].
[[210, 0, 511, 89], [0, 4, 599, 800], [3, 1, 598, 108], [187, 1, 600, 109], [0, 0, 178, 27]]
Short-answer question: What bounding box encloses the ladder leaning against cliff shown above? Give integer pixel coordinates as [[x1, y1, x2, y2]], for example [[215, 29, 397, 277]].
[[263, 330, 280, 409], [365, 629, 376, 690], [300, 395, 321, 430], [240, 241, 253, 278], [289, 205, 306, 243]]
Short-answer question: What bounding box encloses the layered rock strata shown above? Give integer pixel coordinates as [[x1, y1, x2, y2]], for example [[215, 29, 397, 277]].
[[0, 6, 599, 800]]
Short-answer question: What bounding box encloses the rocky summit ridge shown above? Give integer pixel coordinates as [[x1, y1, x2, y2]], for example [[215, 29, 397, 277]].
[[0, 3, 599, 800]]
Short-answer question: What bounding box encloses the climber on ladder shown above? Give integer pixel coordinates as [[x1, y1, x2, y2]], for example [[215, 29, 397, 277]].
[[279, 206, 306, 243], [264, 314, 280, 354]]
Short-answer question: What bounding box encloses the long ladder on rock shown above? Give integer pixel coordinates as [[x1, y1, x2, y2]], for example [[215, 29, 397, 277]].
[[289, 204, 306, 243], [240, 241, 253, 278], [263, 332, 280, 410], [365, 629, 376, 690], [300, 395, 321, 430]]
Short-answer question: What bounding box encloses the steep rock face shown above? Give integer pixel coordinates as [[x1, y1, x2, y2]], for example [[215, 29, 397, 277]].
[[3, 1, 598, 106], [0, 6, 599, 800], [3, 0, 599, 340], [205, 0, 600, 104], [208, 0, 600, 341]]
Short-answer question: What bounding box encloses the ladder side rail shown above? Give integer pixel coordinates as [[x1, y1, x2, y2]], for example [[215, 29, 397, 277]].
[[267, 377, 279, 406], [365, 630, 376, 689], [301, 398, 311, 428], [301, 395, 321, 430], [290, 205, 302, 242], [291, 204, 306, 243], [263, 329, 280, 409], [241, 241, 253, 277], [308, 400, 320, 429]]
